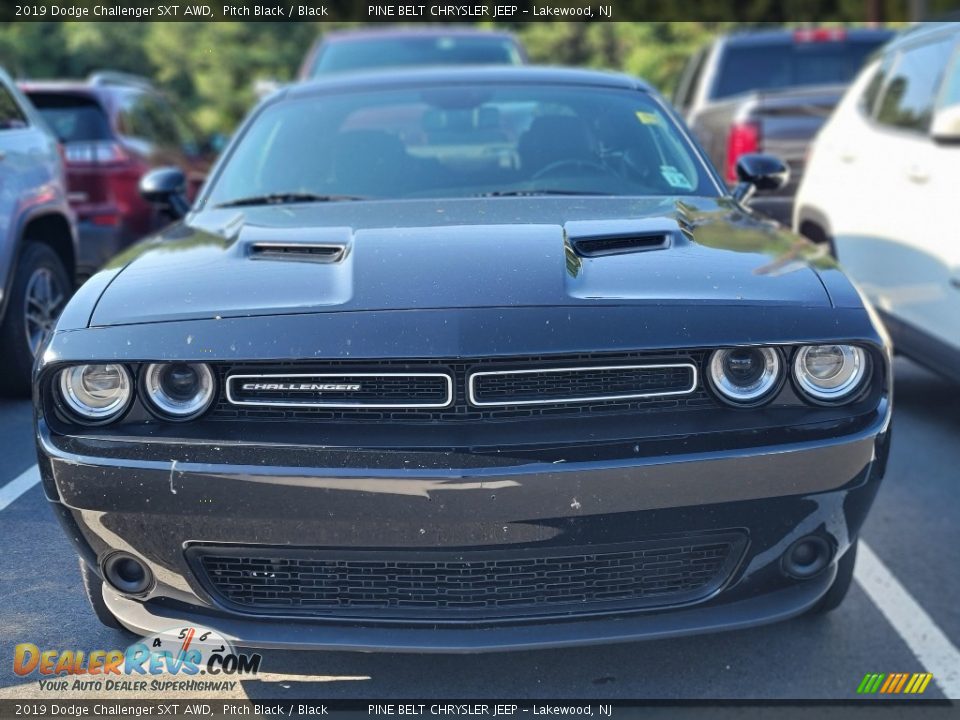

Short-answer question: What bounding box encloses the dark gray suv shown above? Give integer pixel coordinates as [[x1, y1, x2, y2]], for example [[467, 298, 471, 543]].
[[0, 67, 77, 396]]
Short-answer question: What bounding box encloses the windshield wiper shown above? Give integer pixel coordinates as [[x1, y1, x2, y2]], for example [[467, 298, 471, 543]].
[[215, 192, 367, 208], [476, 190, 614, 197]]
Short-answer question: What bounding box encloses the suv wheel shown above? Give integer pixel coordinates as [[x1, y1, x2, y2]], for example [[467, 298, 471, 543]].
[[0, 243, 70, 397]]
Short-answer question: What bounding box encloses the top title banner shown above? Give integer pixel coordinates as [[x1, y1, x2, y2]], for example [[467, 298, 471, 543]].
[[6, 0, 960, 22]]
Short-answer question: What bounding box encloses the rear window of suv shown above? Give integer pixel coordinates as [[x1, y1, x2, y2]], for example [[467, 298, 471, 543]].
[[26, 92, 112, 142], [711, 37, 888, 99], [312, 36, 524, 76]]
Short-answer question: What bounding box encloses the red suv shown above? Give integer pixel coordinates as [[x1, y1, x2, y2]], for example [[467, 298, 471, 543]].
[[20, 72, 216, 279]]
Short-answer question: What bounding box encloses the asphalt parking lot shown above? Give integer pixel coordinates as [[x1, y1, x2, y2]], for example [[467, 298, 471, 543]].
[[1, 357, 957, 701]]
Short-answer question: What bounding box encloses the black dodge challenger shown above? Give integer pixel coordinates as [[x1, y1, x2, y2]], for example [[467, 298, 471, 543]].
[[35, 67, 891, 651]]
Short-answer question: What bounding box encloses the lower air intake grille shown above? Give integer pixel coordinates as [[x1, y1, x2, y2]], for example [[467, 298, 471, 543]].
[[190, 534, 745, 621]]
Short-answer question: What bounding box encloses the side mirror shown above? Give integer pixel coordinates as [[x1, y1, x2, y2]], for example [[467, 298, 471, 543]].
[[931, 104, 960, 144], [139, 167, 189, 220], [732, 153, 790, 204]]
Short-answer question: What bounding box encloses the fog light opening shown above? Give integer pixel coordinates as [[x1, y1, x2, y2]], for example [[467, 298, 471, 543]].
[[782, 536, 832, 579], [102, 552, 153, 595]]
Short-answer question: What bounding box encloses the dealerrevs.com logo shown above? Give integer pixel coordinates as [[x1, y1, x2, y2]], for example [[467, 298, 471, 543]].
[[13, 626, 262, 693]]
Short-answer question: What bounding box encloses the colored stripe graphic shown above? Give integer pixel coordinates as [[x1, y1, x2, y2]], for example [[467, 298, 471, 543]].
[[858, 672, 933, 694], [858, 673, 885, 694], [894, 673, 910, 693]]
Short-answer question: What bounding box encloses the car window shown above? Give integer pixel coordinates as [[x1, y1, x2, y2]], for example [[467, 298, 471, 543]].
[[312, 37, 524, 76], [938, 43, 960, 108], [207, 84, 714, 205], [859, 55, 894, 117], [140, 95, 181, 147], [673, 47, 707, 110], [117, 92, 157, 143], [0, 82, 28, 131], [27, 93, 111, 142], [170, 108, 201, 155], [711, 38, 888, 99], [874, 38, 955, 132]]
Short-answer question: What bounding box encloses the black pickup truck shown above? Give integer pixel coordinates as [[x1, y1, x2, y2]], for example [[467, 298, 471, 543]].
[[673, 27, 894, 225]]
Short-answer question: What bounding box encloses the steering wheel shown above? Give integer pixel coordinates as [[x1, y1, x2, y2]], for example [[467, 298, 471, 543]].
[[532, 159, 613, 181]]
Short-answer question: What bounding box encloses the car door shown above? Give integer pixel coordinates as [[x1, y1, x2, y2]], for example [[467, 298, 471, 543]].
[[0, 74, 49, 286], [802, 55, 893, 243], [835, 34, 959, 354]]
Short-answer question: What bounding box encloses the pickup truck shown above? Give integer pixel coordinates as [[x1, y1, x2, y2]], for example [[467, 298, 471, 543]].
[[673, 27, 894, 225]]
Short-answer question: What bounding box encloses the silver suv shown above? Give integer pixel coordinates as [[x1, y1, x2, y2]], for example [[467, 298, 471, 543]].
[[0, 67, 77, 396]]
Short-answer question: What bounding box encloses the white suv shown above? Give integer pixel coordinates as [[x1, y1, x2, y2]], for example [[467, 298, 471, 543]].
[[794, 23, 960, 382], [0, 67, 77, 396]]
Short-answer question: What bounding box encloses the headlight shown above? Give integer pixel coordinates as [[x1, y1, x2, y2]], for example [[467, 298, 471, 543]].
[[793, 345, 867, 402], [142, 363, 215, 420], [59, 364, 132, 423], [708, 347, 781, 404]]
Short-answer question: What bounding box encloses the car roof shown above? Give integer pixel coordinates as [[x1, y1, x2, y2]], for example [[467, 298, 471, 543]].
[[19, 80, 103, 94], [283, 65, 652, 101], [18, 80, 146, 101], [885, 21, 960, 50], [321, 27, 520, 44], [719, 27, 896, 46]]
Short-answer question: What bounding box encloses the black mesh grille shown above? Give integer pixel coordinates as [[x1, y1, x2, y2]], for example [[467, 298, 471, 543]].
[[228, 373, 450, 407], [211, 350, 715, 424], [191, 534, 744, 621], [471, 364, 694, 406]]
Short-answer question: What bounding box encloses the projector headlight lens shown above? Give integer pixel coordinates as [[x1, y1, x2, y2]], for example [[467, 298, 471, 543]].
[[143, 363, 215, 420], [794, 345, 867, 402], [59, 364, 132, 423], [709, 347, 781, 404]]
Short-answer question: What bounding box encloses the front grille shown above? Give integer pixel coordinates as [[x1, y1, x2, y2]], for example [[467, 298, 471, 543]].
[[210, 350, 716, 424], [469, 363, 696, 406], [190, 533, 745, 621], [226, 372, 451, 408]]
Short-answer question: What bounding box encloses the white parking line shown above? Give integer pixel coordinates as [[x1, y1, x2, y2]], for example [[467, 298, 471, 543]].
[[0, 464, 40, 511], [857, 541, 960, 698]]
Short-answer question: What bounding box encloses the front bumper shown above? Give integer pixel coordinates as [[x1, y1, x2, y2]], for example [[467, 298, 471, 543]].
[[38, 404, 889, 651]]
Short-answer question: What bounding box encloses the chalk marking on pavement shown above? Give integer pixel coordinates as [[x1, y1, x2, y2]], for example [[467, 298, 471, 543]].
[[0, 464, 40, 511], [857, 540, 960, 698]]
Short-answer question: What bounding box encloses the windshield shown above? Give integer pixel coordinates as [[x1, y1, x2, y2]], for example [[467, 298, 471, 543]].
[[312, 36, 523, 76], [205, 84, 715, 206], [711, 39, 888, 99]]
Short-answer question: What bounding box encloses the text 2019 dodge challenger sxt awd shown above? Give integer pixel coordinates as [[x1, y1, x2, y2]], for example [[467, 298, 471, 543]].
[[35, 67, 891, 652]]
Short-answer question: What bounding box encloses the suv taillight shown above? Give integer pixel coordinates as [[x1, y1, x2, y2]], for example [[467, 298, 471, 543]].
[[63, 141, 129, 166], [726, 122, 760, 183]]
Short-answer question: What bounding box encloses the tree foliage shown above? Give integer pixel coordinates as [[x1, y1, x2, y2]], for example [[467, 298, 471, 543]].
[[0, 19, 908, 135]]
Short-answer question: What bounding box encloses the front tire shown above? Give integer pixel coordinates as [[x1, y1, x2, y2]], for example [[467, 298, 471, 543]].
[[808, 539, 858, 615], [0, 243, 71, 397], [79, 557, 128, 631]]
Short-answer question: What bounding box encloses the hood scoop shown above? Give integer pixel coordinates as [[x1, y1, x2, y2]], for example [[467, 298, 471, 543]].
[[565, 218, 678, 258], [239, 225, 352, 263], [249, 242, 346, 263]]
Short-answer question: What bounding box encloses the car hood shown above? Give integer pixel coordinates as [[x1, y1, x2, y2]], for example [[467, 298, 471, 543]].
[[89, 196, 834, 327]]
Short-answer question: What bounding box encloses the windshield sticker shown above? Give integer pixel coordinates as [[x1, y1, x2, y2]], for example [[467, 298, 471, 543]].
[[660, 165, 694, 190], [635, 111, 661, 125]]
